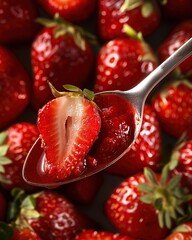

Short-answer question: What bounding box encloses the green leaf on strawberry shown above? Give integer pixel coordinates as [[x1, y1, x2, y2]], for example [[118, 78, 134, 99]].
[[0, 222, 14, 240]]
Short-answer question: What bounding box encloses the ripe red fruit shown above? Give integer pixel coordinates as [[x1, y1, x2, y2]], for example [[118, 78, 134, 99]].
[[151, 79, 192, 138], [106, 104, 162, 177], [0, 47, 30, 130], [94, 37, 157, 93], [0, 0, 40, 44], [0, 122, 39, 190], [10, 227, 42, 240], [160, 0, 192, 20], [98, 0, 161, 40], [158, 20, 192, 77], [37, 0, 97, 23], [165, 222, 192, 240], [37, 85, 101, 181], [31, 17, 94, 110], [170, 133, 192, 192], [17, 190, 92, 240], [74, 229, 135, 240]]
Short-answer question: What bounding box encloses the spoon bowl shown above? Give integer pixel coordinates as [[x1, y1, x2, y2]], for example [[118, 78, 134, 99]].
[[22, 38, 192, 187]]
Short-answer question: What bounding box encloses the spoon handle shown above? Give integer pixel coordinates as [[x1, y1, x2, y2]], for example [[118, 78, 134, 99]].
[[129, 37, 192, 100]]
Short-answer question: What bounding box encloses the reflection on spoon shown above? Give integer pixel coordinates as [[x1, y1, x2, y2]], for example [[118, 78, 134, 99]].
[[23, 38, 192, 187]]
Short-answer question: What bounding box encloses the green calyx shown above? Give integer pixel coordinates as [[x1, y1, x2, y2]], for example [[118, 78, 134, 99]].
[[48, 82, 95, 102], [138, 165, 192, 229], [123, 24, 143, 41], [36, 14, 97, 51], [0, 132, 12, 184], [120, 0, 154, 18]]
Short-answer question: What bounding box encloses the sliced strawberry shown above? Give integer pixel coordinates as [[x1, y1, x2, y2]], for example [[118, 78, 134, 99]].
[[37, 87, 101, 181]]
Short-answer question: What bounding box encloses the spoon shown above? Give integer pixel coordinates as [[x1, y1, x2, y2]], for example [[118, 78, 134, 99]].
[[23, 38, 192, 187]]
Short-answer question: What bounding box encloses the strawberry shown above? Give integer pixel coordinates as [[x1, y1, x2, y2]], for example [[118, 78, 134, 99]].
[[37, 0, 97, 23], [169, 132, 192, 192], [159, 0, 192, 20], [0, 0, 40, 45], [14, 190, 93, 240], [98, 0, 161, 40], [63, 173, 103, 204], [165, 222, 192, 240], [0, 47, 30, 130], [73, 229, 135, 240], [105, 104, 162, 177], [94, 27, 158, 93], [105, 166, 191, 240], [0, 122, 39, 190], [31, 16, 94, 110], [10, 227, 42, 240], [158, 20, 192, 77], [151, 79, 192, 138], [37, 84, 101, 181]]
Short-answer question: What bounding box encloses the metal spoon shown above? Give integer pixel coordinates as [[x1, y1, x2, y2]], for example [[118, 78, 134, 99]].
[[22, 38, 192, 187]]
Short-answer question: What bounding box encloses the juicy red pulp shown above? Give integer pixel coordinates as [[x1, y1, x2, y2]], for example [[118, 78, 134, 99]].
[[23, 94, 137, 186]]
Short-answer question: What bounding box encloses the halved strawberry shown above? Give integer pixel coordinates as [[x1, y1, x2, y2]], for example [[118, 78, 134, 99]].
[[37, 85, 101, 181]]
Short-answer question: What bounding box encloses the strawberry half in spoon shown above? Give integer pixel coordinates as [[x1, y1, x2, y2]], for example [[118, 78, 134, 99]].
[[37, 84, 101, 181]]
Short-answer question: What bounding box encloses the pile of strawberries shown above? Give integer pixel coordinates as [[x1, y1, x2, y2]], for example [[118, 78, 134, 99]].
[[0, 0, 192, 239]]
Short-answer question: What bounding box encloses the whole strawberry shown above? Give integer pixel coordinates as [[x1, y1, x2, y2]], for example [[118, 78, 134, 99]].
[[165, 222, 192, 239], [158, 20, 192, 77], [10, 227, 42, 240], [151, 79, 192, 138], [73, 229, 135, 240], [0, 122, 39, 190], [37, 0, 97, 23], [170, 131, 192, 192], [37, 84, 101, 181], [0, 47, 30, 130], [105, 167, 190, 240], [31, 16, 94, 110], [15, 190, 92, 240], [0, 0, 40, 44], [159, 0, 192, 20], [106, 104, 162, 177], [98, 0, 161, 40], [94, 27, 158, 93]]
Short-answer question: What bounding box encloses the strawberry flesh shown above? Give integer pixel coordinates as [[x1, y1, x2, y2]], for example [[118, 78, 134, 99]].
[[37, 95, 101, 180]]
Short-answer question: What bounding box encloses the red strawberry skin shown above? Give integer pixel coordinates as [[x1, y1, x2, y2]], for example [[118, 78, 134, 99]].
[[1, 122, 39, 190], [160, 0, 192, 20], [106, 104, 162, 177], [37, 95, 101, 181], [98, 0, 161, 40], [94, 38, 157, 93], [105, 173, 168, 240], [27, 191, 90, 240], [31, 27, 94, 110], [37, 0, 97, 23], [10, 228, 42, 240], [171, 139, 192, 192], [0, 47, 30, 130], [74, 229, 135, 240], [151, 79, 192, 138], [0, 0, 39, 44], [158, 20, 192, 76], [165, 222, 192, 240]]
